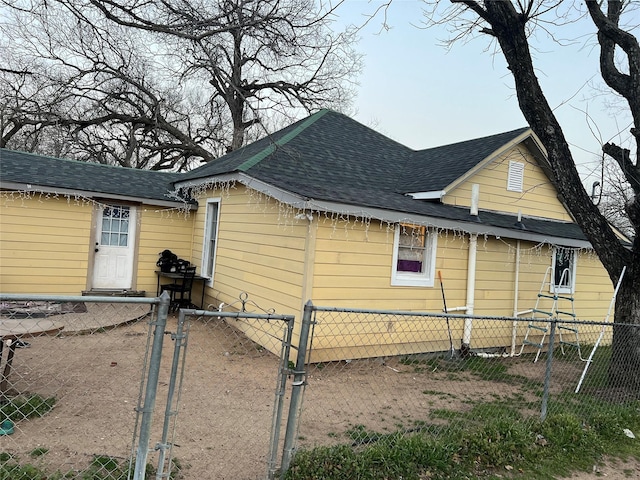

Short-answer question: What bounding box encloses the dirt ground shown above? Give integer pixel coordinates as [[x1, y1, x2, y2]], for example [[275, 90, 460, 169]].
[[1, 304, 638, 479]]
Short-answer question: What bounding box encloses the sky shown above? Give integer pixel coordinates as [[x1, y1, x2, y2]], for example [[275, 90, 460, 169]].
[[336, 1, 636, 188]]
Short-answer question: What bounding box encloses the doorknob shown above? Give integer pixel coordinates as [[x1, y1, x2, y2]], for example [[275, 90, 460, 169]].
[[95, 248, 99, 252]]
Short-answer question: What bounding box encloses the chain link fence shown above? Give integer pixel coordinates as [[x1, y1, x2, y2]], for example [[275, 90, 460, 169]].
[[288, 306, 639, 464], [2, 294, 638, 479], [0, 295, 156, 478], [0, 293, 297, 480]]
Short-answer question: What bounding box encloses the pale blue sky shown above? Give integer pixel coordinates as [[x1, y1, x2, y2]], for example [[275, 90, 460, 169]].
[[338, 1, 635, 186]]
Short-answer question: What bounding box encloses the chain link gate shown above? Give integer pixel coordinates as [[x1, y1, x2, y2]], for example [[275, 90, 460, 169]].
[[154, 302, 295, 479]]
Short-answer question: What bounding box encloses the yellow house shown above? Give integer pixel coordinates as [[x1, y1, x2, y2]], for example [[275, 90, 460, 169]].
[[0, 110, 617, 360]]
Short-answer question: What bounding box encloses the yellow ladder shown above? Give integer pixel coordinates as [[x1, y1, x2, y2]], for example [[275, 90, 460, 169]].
[[519, 267, 583, 362]]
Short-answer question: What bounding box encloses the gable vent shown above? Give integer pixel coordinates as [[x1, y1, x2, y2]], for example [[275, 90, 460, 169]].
[[507, 161, 524, 192]]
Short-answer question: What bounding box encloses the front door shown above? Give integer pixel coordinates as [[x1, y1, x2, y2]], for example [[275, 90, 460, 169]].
[[92, 204, 136, 289]]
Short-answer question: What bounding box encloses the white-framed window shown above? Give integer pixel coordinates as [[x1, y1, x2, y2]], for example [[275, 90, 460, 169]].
[[391, 223, 437, 287], [201, 198, 220, 285], [507, 161, 524, 192], [551, 246, 577, 294]]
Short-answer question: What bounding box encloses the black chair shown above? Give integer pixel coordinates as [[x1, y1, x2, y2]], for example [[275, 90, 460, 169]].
[[160, 266, 197, 311]]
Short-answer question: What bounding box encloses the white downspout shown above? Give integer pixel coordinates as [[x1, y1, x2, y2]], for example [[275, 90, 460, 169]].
[[511, 239, 521, 356], [463, 233, 477, 347], [463, 184, 480, 350]]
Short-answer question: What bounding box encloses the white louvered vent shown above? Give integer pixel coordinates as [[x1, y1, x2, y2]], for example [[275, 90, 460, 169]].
[[507, 161, 524, 192]]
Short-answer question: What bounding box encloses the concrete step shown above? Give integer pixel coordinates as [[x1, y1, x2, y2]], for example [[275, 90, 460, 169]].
[[82, 289, 146, 297]]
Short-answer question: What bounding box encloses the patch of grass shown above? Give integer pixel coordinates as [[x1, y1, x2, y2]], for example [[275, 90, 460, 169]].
[[29, 447, 48, 458], [0, 395, 56, 421], [284, 392, 640, 480], [0, 454, 182, 480]]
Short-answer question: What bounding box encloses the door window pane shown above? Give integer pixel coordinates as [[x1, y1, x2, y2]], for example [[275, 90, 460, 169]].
[[100, 206, 130, 246]]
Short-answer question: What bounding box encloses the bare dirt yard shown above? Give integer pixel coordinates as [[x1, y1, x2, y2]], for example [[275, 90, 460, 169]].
[[1, 302, 638, 479]]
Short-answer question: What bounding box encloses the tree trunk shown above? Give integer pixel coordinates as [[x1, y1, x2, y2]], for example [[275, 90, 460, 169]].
[[473, 1, 640, 396], [608, 274, 640, 397]]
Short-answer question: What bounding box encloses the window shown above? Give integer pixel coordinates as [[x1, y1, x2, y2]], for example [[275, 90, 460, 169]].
[[202, 199, 220, 284], [391, 223, 437, 287], [100, 205, 130, 247], [552, 247, 576, 294], [507, 161, 524, 192]]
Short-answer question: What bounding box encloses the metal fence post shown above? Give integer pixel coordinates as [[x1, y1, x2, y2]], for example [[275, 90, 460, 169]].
[[280, 301, 314, 476], [540, 319, 556, 421], [133, 291, 170, 480], [267, 316, 296, 479], [155, 308, 189, 479]]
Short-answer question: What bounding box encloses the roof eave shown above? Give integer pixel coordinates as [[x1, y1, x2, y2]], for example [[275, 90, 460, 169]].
[[177, 173, 591, 248], [303, 199, 592, 248], [442, 128, 539, 193], [0, 181, 192, 209]]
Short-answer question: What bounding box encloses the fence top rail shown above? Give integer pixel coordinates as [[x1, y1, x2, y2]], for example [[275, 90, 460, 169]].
[[309, 305, 639, 328], [181, 308, 295, 322], [0, 293, 159, 305]]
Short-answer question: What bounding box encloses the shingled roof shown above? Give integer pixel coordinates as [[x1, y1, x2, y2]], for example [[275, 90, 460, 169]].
[[178, 110, 587, 243], [400, 127, 531, 193], [181, 110, 531, 198], [0, 110, 588, 244], [0, 149, 183, 205]]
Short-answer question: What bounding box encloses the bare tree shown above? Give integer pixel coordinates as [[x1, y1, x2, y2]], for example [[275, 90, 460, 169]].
[[1, 1, 221, 169], [422, 0, 639, 393], [0, 0, 360, 168], [593, 157, 635, 238]]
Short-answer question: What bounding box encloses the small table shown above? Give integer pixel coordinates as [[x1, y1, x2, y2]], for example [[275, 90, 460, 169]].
[[155, 271, 208, 310], [1, 319, 65, 398]]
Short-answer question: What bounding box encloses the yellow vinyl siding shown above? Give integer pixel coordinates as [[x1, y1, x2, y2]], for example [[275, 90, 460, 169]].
[[309, 225, 613, 360], [444, 145, 571, 221], [191, 185, 307, 315], [473, 238, 518, 317], [0, 194, 92, 294], [313, 223, 468, 312], [136, 208, 195, 296], [309, 221, 468, 360]]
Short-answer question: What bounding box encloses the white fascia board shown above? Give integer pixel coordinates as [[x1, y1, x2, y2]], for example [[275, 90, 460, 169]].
[[444, 129, 536, 192], [174, 174, 591, 249], [303, 199, 591, 248], [406, 190, 446, 200], [0, 181, 191, 209], [175, 172, 311, 208]]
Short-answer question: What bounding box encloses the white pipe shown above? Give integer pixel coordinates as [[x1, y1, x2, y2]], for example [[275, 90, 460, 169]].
[[511, 240, 521, 356], [463, 233, 478, 346], [470, 184, 479, 216], [446, 306, 469, 312]]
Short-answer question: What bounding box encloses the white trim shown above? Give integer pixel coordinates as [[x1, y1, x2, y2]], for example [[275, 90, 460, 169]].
[[391, 224, 437, 287], [0, 181, 191, 209], [176, 173, 593, 249], [406, 190, 446, 200], [201, 198, 221, 286], [306, 199, 592, 249], [443, 129, 537, 193], [551, 246, 577, 294]]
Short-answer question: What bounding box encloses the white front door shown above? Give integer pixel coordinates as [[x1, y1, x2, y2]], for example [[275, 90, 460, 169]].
[[92, 205, 136, 289]]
